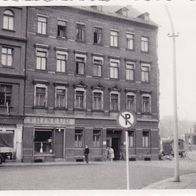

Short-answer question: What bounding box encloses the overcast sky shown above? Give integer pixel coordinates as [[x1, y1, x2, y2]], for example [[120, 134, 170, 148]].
[[130, 2, 196, 121]]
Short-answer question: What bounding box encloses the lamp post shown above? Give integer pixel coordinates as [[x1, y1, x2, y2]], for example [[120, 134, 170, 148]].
[[165, 5, 180, 182]]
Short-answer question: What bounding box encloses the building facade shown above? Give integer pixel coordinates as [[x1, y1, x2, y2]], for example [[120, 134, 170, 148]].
[[0, 7, 27, 161], [1, 6, 159, 162]]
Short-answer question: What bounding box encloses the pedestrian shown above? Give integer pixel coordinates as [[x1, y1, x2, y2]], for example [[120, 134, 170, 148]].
[[104, 147, 109, 161], [108, 146, 114, 162], [84, 145, 90, 163]]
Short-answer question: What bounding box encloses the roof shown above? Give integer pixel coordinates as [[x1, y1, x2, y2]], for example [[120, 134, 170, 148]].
[[75, 5, 158, 28]]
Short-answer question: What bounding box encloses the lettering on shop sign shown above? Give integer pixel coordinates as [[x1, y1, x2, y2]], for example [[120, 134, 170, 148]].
[[24, 117, 75, 125]]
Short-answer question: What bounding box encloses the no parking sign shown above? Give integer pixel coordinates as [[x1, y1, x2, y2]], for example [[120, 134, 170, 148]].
[[118, 111, 136, 129]]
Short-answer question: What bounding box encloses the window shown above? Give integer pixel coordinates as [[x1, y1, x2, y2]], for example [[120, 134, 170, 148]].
[[110, 31, 119, 47], [56, 51, 67, 72], [0, 85, 12, 106], [34, 84, 47, 107], [126, 62, 135, 81], [141, 36, 149, 52], [57, 20, 66, 38], [75, 89, 86, 109], [36, 49, 47, 70], [110, 59, 119, 79], [142, 94, 151, 113], [37, 16, 47, 35], [93, 130, 101, 147], [93, 57, 103, 77], [126, 93, 136, 112], [76, 24, 85, 42], [34, 130, 53, 154], [129, 131, 134, 147], [1, 47, 13, 66], [75, 55, 86, 75], [93, 27, 102, 44], [3, 10, 14, 30], [92, 91, 103, 110], [141, 63, 150, 82], [142, 131, 150, 148], [55, 86, 67, 108], [110, 92, 119, 111], [126, 34, 134, 50], [75, 129, 83, 147]]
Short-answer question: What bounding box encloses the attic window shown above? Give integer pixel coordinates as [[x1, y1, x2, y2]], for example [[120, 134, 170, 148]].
[[116, 7, 128, 17], [138, 12, 150, 21]]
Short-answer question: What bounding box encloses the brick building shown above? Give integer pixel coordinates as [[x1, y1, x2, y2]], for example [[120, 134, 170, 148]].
[[0, 7, 27, 161], [20, 6, 159, 162]]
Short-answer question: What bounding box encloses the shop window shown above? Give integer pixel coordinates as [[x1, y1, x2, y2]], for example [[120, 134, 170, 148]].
[[93, 27, 102, 45], [1, 47, 13, 67], [57, 20, 66, 38], [0, 84, 12, 106], [3, 10, 14, 31], [34, 130, 53, 154], [93, 129, 101, 147], [75, 129, 83, 147], [142, 131, 150, 148]]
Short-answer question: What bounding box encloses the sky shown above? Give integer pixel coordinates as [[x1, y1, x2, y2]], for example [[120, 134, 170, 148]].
[[131, 2, 196, 121]]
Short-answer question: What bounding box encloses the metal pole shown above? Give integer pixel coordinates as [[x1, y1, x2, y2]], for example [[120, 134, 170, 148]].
[[165, 5, 180, 182], [125, 130, 130, 189]]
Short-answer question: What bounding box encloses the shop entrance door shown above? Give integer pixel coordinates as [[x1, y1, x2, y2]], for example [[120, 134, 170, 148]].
[[112, 137, 120, 160], [55, 129, 64, 159]]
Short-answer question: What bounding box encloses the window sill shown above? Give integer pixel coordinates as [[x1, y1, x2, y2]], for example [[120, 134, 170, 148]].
[[125, 79, 135, 82], [0, 105, 13, 109], [55, 71, 66, 74], [109, 78, 119, 80], [141, 81, 150, 84], [1, 65, 14, 69], [35, 69, 47, 72], [141, 50, 149, 54], [110, 46, 120, 49], [2, 28, 15, 32], [34, 153, 54, 156]]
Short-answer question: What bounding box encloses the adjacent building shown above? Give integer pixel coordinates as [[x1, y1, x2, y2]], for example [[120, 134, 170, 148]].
[[0, 6, 160, 162], [0, 7, 27, 161]]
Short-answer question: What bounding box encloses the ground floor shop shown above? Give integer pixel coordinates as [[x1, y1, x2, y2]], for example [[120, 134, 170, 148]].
[[22, 115, 159, 162]]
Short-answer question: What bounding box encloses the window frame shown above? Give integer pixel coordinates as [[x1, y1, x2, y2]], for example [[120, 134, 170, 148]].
[[76, 23, 85, 42], [126, 92, 136, 112], [110, 59, 119, 79], [128, 131, 134, 147], [92, 89, 104, 111], [75, 129, 83, 148], [93, 27, 102, 45], [74, 88, 86, 110], [3, 9, 14, 31], [126, 61, 135, 81], [37, 15, 47, 35], [75, 54, 86, 75], [93, 129, 101, 147], [0, 84, 12, 107], [142, 130, 150, 148], [110, 30, 119, 47], [93, 56, 103, 77], [57, 20, 67, 38], [34, 84, 48, 108], [56, 51, 68, 73], [110, 91, 120, 112], [141, 93, 151, 114], [36, 48, 48, 71], [141, 63, 150, 83], [126, 33, 134, 50], [1, 46, 13, 67], [141, 36, 149, 52], [55, 86, 67, 109]]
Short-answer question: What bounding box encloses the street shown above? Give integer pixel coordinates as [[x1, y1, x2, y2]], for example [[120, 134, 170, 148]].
[[0, 159, 196, 190]]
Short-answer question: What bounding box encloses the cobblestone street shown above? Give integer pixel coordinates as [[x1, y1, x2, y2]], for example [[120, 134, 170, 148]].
[[0, 159, 195, 190]]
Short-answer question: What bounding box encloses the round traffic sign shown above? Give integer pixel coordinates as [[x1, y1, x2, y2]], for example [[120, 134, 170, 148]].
[[118, 111, 136, 128]]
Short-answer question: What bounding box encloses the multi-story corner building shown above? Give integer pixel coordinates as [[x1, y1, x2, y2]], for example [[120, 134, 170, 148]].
[[22, 6, 159, 162], [0, 7, 27, 161]]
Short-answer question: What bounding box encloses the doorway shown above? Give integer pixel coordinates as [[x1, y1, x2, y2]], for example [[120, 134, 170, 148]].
[[55, 129, 64, 159]]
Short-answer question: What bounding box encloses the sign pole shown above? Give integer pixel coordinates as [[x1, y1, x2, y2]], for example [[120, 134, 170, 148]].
[[125, 129, 130, 190]]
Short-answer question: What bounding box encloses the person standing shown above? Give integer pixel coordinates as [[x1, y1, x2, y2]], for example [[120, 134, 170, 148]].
[[108, 146, 114, 162], [84, 145, 90, 163]]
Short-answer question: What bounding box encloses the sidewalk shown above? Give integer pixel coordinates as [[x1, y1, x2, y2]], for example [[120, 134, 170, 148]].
[[143, 173, 196, 189]]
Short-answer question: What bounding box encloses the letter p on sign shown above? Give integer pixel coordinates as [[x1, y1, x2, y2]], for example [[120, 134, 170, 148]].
[[118, 111, 136, 129]]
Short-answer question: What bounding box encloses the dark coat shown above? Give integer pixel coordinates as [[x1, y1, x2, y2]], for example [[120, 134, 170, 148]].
[[84, 147, 89, 155]]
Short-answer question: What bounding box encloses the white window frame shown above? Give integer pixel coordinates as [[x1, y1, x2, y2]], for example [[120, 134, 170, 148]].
[[37, 15, 47, 35], [126, 92, 136, 112], [110, 91, 120, 112], [36, 48, 48, 70], [1, 46, 13, 66], [75, 129, 83, 148], [92, 89, 103, 110], [126, 61, 135, 81], [74, 88, 86, 109], [93, 129, 101, 147], [76, 23, 85, 42], [34, 84, 48, 107], [93, 27, 102, 45], [57, 20, 67, 38], [3, 10, 14, 30], [56, 51, 68, 73], [128, 131, 134, 147], [141, 36, 149, 52], [93, 56, 103, 77], [110, 59, 119, 79], [141, 93, 151, 113], [141, 63, 150, 82], [110, 31, 119, 47], [126, 33, 134, 50], [75, 54, 86, 75], [142, 131, 150, 148], [55, 86, 67, 108]]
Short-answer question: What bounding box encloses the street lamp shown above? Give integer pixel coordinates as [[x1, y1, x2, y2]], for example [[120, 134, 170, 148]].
[[165, 5, 180, 182]]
